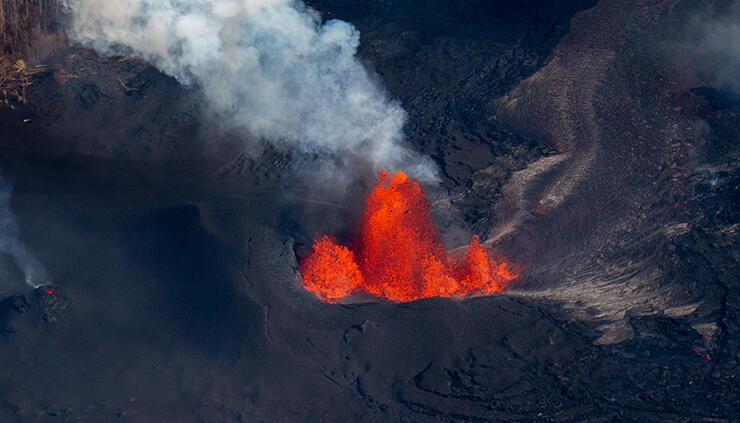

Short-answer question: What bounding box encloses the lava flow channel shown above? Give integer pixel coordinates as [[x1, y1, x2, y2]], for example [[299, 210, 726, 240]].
[[299, 171, 518, 303]]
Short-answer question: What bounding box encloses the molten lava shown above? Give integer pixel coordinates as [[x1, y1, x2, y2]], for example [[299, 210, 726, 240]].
[[299, 235, 363, 303], [300, 171, 518, 303]]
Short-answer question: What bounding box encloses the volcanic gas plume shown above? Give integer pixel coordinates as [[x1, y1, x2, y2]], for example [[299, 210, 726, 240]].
[[300, 171, 518, 303], [0, 171, 48, 289], [61, 0, 436, 183]]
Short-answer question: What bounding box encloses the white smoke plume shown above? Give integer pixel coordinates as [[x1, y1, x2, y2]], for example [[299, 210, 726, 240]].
[[683, 2, 740, 93], [0, 171, 48, 289], [60, 0, 436, 180]]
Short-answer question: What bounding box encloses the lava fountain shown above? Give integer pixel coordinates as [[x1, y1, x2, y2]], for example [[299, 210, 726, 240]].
[[300, 171, 518, 303]]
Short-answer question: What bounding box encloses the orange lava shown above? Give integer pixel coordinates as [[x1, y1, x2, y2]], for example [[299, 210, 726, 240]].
[[300, 171, 518, 303], [299, 235, 363, 303]]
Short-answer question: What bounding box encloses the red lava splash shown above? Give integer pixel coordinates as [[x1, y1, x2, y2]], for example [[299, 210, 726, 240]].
[[299, 171, 518, 303], [299, 235, 363, 303]]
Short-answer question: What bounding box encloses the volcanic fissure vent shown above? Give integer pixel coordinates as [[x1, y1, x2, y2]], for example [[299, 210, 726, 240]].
[[300, 171, 518, 303]]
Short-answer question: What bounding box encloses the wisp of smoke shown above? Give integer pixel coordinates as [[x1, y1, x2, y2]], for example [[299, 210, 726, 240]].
[[0, 171, 48, 288], [60, 0, 437, 181]]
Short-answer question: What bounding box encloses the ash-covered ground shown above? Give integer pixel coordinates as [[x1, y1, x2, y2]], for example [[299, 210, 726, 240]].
[[0, 0, 739, 421]]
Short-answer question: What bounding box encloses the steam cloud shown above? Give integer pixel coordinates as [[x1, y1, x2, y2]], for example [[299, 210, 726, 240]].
[[61, 0, 436, 180], [0, 171, 48, 289], [684, 2, 740, 93]]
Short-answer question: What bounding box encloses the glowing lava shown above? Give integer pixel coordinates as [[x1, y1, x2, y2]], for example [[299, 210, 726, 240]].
[[299, 235, 363, 303], [300, 171, 518, 303]]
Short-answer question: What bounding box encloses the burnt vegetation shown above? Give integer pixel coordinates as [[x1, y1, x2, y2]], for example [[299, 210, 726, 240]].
[[0, 0, 62, 108], [0, 58, 44, 107], [0, 0, 62, 60]]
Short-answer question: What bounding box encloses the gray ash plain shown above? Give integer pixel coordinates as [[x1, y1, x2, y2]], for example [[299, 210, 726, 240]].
[[0, 0, 739, 421]]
